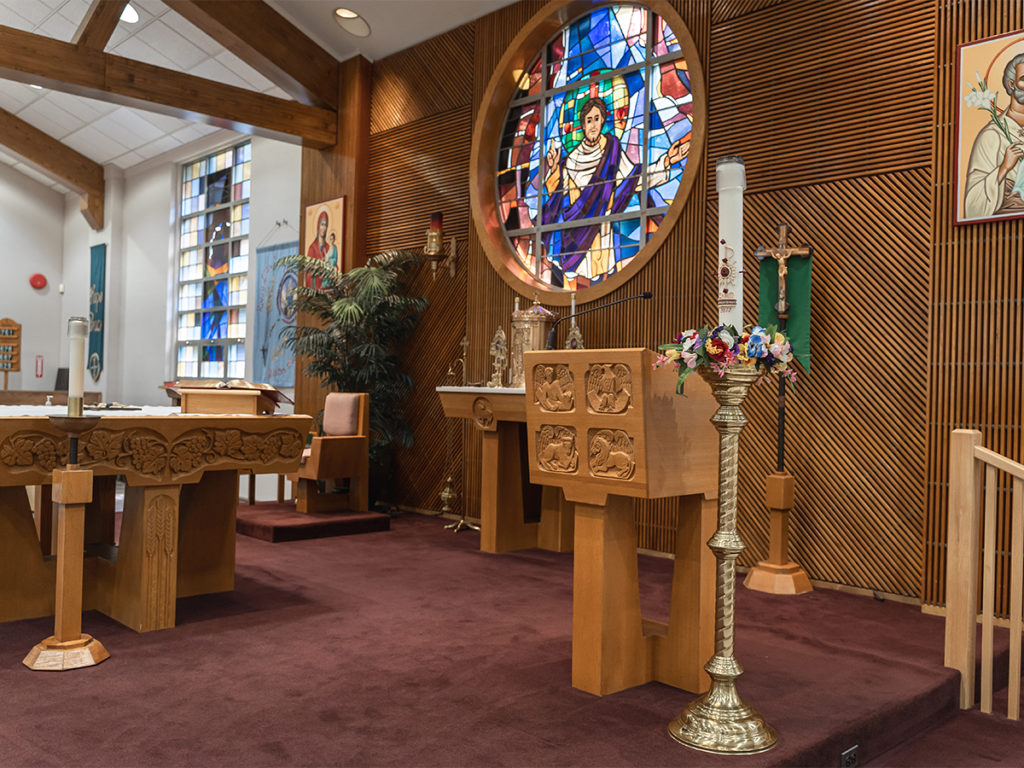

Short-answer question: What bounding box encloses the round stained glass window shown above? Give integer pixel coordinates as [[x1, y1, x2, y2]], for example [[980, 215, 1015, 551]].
[[487, 3, 705, 297]]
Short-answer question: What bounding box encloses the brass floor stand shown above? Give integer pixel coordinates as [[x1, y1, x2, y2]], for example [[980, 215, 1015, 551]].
[[444, 516, 480, 532], [668, 367, 777, 754]]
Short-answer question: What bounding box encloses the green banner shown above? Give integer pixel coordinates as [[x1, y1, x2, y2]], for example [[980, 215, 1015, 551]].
[[758, 255, 811, 372], [89, 244, 105, 382]]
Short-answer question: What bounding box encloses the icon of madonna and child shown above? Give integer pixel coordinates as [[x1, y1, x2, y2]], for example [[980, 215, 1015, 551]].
[[532, 91, 690, 289]]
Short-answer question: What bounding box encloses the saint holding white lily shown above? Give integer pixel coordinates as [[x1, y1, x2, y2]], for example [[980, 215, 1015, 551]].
[[964, 55, 1024, 218]]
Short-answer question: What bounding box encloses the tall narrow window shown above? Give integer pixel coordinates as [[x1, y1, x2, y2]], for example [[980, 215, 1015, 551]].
[[175, 142, 251, 380]]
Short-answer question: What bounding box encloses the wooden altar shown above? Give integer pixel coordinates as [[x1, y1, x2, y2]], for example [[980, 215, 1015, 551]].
[[437, 386, 572, 553], [0, 411, 311, 633], [523, 348, 719, 696]]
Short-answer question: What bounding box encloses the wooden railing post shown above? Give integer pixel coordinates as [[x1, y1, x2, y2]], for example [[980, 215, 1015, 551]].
[[944, 429, 982, 709]]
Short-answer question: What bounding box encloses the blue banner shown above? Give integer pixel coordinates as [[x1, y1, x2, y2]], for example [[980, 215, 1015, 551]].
[[88, 244, 105, 382], [253, 241, 298, 387]]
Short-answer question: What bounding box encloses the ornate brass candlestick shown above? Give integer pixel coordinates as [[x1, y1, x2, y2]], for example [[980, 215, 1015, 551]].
[[668, 366, 777, 753]]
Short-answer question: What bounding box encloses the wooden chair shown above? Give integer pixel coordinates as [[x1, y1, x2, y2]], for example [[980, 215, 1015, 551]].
[[288, 393, 370, 514]]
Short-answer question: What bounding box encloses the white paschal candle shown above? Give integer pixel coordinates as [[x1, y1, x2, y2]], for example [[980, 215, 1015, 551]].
[[68, 317, 87, 416], [716, 157, 746, 329]]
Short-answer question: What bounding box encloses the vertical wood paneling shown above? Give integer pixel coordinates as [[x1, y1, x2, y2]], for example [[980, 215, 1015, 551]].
[[923, 0, 1024, 610]]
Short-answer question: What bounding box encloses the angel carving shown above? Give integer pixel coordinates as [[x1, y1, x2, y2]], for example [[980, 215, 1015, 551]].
[[533, 364, 574, 411]]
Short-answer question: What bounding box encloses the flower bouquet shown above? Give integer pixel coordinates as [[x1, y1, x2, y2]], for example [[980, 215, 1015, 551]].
[[655, 324, 795, 394]]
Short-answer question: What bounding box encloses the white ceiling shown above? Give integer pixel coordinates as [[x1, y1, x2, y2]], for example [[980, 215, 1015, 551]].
[[0, 0, 516, 194]]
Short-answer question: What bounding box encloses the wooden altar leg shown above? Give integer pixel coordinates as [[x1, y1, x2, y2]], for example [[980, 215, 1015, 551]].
[[537, 487, 574, 552], [109, 483, 182, 632], [479, 422, 539, 553], [1, 486, 56, 622], [33, 484, 55, 555], [652, 494, 717, 693], [572, 495, 650, 696], [177, 470, 238, 598], [24, 468, 109, 670]]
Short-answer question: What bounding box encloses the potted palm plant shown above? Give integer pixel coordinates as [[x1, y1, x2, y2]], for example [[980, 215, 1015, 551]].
[[279, 249, 428, 505]]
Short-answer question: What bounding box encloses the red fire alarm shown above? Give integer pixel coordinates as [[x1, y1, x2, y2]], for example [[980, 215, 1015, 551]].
[[29, 273, 47, 290]]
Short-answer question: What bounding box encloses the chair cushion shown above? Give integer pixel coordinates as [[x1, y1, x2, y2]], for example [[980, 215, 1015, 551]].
[[323, 392, 361, 436]]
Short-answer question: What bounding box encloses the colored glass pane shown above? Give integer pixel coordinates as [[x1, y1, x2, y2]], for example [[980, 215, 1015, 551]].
[[497, 102, 541, 231], [201, 310, 226, 340], [495, 5, 695, 291], [203, 279, 228, 308], [548, 5, 646, 89], [652, 13, 681, 56]]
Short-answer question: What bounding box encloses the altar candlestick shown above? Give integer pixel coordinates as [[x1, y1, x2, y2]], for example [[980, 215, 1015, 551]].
[[716, 157, 746, 329], [67, 317, 87, 418], [570, 292, 576, 327]]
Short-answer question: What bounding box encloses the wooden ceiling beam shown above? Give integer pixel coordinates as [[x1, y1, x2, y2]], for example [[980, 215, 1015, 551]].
[[0, 25, 337, 148], [164, 0, 339, 109], [0, 107, 105, 230], [74, 0, 128, 51]]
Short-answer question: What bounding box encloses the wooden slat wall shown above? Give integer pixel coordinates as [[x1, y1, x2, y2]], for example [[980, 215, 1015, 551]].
[[923, 0, 1024, 610], [355, 0, 1024, 600]]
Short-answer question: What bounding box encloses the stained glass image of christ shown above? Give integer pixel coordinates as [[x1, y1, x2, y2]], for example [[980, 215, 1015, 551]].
[[495, 4, 698, 291]]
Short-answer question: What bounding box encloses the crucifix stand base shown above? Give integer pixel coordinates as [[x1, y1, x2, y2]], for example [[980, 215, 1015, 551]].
[[744, 471, 812, 595], [23, 634, 109, 671]]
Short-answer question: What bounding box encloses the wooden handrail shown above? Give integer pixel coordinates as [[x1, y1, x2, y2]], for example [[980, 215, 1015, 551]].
[[945, 429, 1024, 719], [975, 445, 1024, 481]]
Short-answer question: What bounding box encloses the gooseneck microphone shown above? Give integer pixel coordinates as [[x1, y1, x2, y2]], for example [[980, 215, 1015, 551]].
[[545, 291, 653, 349]]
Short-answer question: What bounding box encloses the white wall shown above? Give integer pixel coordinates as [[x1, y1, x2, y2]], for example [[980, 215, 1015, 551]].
[[58, 132, 301, 405], [0, 163, 65, 391]]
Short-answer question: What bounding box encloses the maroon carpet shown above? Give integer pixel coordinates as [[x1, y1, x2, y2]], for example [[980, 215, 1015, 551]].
[[0, 514, 1021, 766], [236, 501, 390, 542]]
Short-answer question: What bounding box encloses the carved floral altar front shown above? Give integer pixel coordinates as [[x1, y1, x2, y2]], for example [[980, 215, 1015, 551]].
[[0, 408, 312, 633]]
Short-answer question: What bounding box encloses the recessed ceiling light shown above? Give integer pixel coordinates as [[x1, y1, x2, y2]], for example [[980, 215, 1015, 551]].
[[120, 3, 139, 23], [334, 7, 370, 37], [29, 84, 42, 90]]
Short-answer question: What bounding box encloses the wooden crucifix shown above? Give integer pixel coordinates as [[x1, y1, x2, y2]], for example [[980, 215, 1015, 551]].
[[756, 224, 811, 324]]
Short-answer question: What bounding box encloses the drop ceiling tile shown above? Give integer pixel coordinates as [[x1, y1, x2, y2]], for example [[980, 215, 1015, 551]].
[[133, 134, 183, 160], [44, 90, 118, 123], [37, 9, 76, 41], [55, 0, 88, 28], [214, 51, 274, 92], [98, 107, 166, 147], [136, 110, 192, 134], [188, 58, 250, 91], [0, 4, 35, 31], [134, 19, 206, 70], [5, 0, 50, 26], [17, 95, 86, 139], [109, 34, 177, 70], [159, 11, 224, 56], [129, 0, 168, 19], [170, 123, 217, 145], [0, 80, 43, 112], [109, 150, 146, 168], [62, 124, 130, 163]]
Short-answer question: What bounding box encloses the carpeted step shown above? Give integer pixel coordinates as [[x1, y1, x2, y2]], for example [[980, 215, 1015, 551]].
[[235, 501, 390, 542]]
